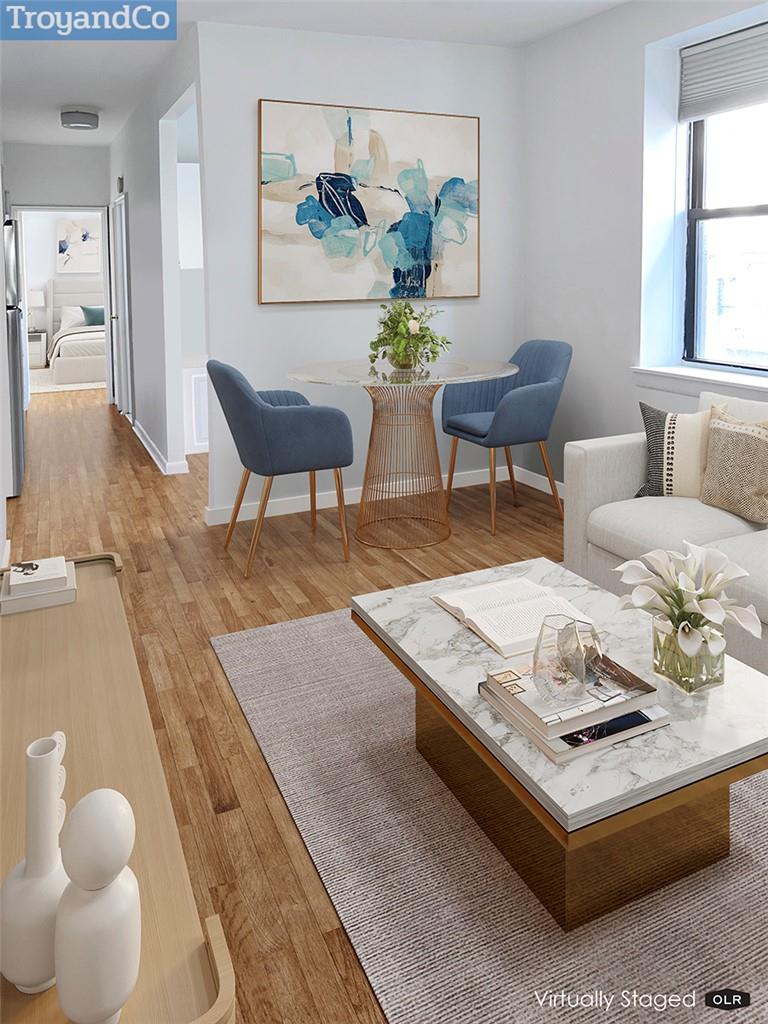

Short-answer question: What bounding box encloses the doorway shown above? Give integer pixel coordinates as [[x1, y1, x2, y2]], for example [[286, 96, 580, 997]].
[[14, 206, 111, 398], [158, 86, 208, 473]]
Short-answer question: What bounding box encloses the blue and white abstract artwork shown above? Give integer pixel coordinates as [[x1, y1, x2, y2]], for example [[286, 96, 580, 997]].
[[56, 218, 101, 274], [259, 100, 479, 303]]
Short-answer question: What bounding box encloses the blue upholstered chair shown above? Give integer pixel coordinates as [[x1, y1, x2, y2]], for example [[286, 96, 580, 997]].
[[441, 340, 572, 533], [207, 360, 354, 575]]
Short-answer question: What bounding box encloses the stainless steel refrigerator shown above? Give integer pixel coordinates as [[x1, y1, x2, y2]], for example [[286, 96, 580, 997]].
[[4, 217, 25, 497]]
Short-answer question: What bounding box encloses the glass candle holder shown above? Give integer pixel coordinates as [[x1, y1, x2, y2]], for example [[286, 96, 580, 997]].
[[532, 615, 602, 705]]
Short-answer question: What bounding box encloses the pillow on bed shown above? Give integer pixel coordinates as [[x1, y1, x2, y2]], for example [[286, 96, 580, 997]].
[[80, 305, 105, 326], [60, 306, 86, 330]]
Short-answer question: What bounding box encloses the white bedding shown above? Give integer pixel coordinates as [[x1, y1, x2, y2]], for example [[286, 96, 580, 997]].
[[49, 325, 106, 384], [49, 325, 105, 363]]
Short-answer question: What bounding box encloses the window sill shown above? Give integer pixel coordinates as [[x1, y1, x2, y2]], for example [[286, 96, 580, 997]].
[[631, 364, 768, 399]]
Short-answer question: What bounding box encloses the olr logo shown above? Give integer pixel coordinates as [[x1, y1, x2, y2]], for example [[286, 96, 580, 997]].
[[705, 990, 751, 1012]]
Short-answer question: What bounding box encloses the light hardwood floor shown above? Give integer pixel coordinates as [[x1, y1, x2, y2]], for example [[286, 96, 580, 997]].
[[8, 390, 563, 1024]]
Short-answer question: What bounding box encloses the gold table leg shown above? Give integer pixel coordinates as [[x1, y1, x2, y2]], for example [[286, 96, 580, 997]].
[[356, 383, 450, 549]]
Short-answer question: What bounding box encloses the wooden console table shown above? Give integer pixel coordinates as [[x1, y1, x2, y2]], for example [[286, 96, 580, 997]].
[[0, 553, 236, 1024]]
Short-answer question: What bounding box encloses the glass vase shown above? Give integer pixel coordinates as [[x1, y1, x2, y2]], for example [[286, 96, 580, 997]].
[[652, 617, 725, 693], [532, 615, 602, 704], [387, 351, 418, 370]]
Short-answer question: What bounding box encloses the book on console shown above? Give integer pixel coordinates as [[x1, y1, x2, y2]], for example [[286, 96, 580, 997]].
[[432, 577, 591, 658], [1, 562, 77, 615], [7, 555, 68, 596], [484, 656, 657, 739], [479, 682, 670, 764]]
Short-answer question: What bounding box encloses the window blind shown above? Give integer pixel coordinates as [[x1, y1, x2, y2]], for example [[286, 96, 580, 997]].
[[680, 22, 768, 121]]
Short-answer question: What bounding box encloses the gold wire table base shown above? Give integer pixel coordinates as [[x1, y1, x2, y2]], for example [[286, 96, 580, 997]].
[[356, 383, 450, 549]]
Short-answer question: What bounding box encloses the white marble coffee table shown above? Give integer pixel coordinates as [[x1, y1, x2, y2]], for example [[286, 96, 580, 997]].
[[351, 558, 768, 929]]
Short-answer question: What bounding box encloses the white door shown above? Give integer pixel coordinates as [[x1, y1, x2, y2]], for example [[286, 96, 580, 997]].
[[109, 195, 135, 419]]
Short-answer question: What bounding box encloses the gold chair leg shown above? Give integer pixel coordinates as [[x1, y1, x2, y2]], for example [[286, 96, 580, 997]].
[[446, 436, 458, 507], [333, 468, 350, 562], [504, 447, 518, 506], [309, 470, 317, 530], [489, 448, 497, 536], [539, 441, 563, 520], [224, 468, 250, 550], [244, 476, 273, 578]]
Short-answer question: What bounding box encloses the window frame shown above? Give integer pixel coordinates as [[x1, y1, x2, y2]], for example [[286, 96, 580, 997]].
[[683, 116, 768, 372]]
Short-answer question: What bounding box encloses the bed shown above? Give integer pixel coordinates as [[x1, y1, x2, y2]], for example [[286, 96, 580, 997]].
[[46, 275, 108, 385]]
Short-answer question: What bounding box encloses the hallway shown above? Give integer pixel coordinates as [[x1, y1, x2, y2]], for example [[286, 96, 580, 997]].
[[8, 389, 563, 1024]]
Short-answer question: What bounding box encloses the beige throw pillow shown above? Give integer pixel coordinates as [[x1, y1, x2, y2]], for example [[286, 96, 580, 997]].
[[701, 410, 768, 524], [637, 402, 723, 498]]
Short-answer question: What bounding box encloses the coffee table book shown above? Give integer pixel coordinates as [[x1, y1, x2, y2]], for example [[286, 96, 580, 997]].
[[479, 682, 670, 764], [485, 655, 657, 738], [8, 555, 68, 596], [432, 577, 590, 658], [1, 562, 76, 615]]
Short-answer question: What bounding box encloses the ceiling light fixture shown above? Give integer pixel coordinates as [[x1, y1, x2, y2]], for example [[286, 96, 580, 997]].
[[60, 107, 99, 131]]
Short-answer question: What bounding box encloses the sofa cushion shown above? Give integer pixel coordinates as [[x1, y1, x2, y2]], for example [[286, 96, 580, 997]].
[[587, 496, 765, 563], [445, 412, 494, 438], [699, 390, 768, 423], [705, 532, 768, 624]]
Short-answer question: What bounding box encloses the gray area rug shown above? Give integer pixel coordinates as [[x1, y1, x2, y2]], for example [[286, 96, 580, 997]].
[[212, 610, 768, 1024]]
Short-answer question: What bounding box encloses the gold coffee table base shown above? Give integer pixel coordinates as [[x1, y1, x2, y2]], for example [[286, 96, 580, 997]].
[[356, 383, 450, 549]]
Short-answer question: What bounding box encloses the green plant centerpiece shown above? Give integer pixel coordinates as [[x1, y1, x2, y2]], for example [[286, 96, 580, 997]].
[[369, 300, 450, 371]]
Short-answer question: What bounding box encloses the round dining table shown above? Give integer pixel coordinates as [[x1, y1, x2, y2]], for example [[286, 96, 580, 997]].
[[289, 358, 519, 550]]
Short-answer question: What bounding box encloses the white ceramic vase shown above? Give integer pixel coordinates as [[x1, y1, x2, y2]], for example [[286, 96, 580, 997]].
[[0, 731, 68, 993], [55, 789, 141, 1024]]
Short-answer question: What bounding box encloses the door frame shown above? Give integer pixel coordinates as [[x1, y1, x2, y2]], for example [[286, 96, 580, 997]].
[[108, 192, 135, 421], [12, 204, 113, 403]]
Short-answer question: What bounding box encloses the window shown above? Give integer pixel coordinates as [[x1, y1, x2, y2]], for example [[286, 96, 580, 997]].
[[684, 102, 768, 370]]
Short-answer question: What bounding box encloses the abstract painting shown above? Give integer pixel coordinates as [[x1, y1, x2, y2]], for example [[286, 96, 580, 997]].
[[56, 218, 101, 273], [259, 99, 479, 303]]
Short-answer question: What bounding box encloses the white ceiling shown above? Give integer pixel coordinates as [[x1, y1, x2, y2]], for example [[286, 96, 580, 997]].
[[1, 0, 626, 147]]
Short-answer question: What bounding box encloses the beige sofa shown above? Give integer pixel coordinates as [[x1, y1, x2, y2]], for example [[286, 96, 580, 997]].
[[564, 391, 768, 673]]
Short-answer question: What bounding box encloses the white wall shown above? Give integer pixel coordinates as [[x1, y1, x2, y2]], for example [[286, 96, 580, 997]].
[[197, 23, 520, 519], [518, 0, 763, 479], [109, 26, 201, 471], [3, 143, 110, 207]]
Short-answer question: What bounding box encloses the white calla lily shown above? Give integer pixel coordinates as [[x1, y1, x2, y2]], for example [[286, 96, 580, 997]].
[[642, 549, 678, 587], [705, 630, 727, 656], [725, 604, 763, 638], [617, 546, 759, 666], [698, 598, 726, 624], [630, 585, 667, 611], [677, 621, 704, 657], [615, 560, 659, 586]]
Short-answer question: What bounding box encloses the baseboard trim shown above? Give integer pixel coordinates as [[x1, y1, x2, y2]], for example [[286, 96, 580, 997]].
[[133, 421, 189, 476], [204, 463, 563, 527]]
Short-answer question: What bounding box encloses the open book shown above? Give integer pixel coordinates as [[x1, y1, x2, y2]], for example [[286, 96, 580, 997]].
[[432, 578, 591, 658]]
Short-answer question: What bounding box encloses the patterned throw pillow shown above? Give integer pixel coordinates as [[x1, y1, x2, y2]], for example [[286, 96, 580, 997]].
[[636, 402, 720, 498], [701, 410, 768, 523]]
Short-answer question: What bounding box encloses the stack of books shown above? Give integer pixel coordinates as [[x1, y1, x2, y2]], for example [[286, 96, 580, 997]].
[[480, 656, 670, 764], [0, 556, 77, 615]]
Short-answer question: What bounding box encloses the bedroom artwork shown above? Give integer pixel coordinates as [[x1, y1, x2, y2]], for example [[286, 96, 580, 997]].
[[56, 219, 101, 274], [258, 99, 479, 304]]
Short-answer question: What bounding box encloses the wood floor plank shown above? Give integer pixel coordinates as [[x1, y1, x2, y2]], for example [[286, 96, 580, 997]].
[[7, 389, 564, 1024]]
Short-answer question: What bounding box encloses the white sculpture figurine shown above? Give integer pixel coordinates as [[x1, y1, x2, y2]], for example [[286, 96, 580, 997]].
[[1, 731, 68, 993], [55, 789, 141, 1024]]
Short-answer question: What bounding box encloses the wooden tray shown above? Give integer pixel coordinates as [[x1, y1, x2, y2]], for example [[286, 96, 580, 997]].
[[1, 553, 235, 1024]]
